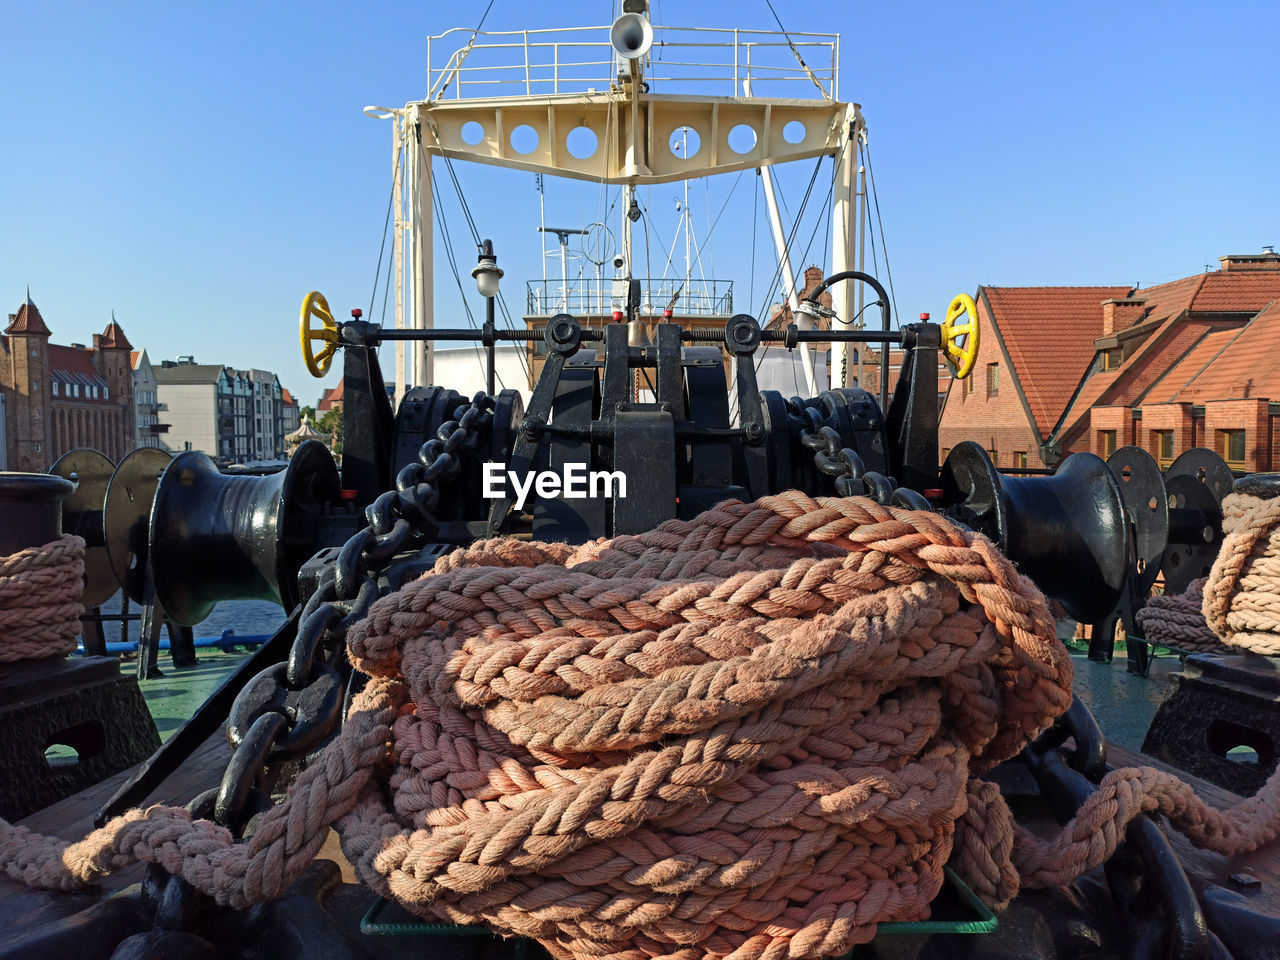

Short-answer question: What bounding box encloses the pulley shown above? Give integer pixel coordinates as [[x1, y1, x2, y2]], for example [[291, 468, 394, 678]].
[[103, 447, 173, 603], [1105, 446, 1168, 593], [148, 439, 341, 625], [48, 448, 117, 607], [1160, 448, 1233, 593], [940, 442, 1127, 624]]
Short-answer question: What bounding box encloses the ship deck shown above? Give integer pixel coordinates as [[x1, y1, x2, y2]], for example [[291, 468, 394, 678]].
[[4, 631, 1277, 955]]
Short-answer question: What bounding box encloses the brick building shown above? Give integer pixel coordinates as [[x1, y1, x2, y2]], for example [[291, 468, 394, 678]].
[[939, 250, 1280, 472], [1, 295, 137, 470]]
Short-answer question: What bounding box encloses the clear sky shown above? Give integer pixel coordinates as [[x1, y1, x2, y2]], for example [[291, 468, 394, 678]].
[[3, 1, 1277, 408]]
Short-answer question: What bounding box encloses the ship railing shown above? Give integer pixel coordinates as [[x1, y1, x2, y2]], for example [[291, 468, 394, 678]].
[[427, 25, 838, 102], [525, 278, 733, 317]]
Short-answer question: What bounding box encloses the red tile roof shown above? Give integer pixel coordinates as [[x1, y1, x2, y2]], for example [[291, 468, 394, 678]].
[[1190, 272, 1280, 313], [1142, 327, 1240, 403], [317, 379, 345, 411], [982, 285, 1130, 438], [282, 388, 295, 405], [48, 344, 100, 377], [1109, 320, 1225, 406], [5, 297, 51, 336], [1177, 300, 1280, 400], [99, 317, 132, 350], [1129, 274, 1204, 324]]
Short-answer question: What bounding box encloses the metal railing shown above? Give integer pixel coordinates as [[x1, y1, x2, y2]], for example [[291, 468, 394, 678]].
[[525, 278, 733, 317], [427, 24, 838, 101]]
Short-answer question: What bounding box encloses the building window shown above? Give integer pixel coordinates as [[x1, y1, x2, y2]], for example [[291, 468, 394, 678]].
[[987, 448, 998, 465], [1221, 429, 1246, 468], [1101, 348, 1123, 371], [1013, 451, 1028, 469], [31, 380, 38, 392], [987, 363, 999, 397], [103, 386, 109, 399], [52, 382, 59, 397], [1153, 430, 1174, 468], [1099, 430, 1117, 458]]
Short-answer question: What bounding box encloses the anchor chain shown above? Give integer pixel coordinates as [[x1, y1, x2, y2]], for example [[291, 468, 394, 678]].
[[146, 392, 496, 929], [791, 399, 929, 509]]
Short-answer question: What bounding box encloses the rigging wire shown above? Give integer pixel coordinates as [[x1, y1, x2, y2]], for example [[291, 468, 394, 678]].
[[434, 0, 497, 99], [430, 170, 508, 390], [424, 132, 531, 383], [748, 171, 759, 312], [368, 159, 398, 319], [862, 139, 899, 327], [750, 156, 827, 361], [762, 0, 829, 98]]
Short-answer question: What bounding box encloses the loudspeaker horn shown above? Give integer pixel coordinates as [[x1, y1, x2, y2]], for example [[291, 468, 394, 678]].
[[148, 439, 341, 626], [940, 441, 1128, 624], [610, 13, 653, 60]]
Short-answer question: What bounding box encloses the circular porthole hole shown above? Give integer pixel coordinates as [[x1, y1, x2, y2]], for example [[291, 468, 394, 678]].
[[510, 125, 539, 155], [460, 121, 485, 146], [669, 126, 701, 158], [566, 126, 598, 159], [728, 124, 757, 154]]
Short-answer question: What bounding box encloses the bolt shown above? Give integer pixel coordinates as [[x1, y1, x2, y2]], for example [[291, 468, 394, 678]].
[[744, 422, 765, 444], [551, 320, 575, 345], [733, 324, 754, 345], [520, 415, 544, 440]]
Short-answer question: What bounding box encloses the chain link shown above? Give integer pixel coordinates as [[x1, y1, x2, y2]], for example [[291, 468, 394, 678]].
[[789, 398, 930, 508], [206, 391, 495, 844]]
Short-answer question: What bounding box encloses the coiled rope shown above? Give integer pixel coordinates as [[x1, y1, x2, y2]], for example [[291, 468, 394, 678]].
[[1204, 491, 1280, 654], [1135, 578, 1226, 654], [0, 535, 85, 662], [3, 497, 1280, 960]]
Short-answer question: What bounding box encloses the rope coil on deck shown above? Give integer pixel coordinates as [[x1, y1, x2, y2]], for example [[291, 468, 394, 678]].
[[0, 535, 85, 662], [1135, 578, 1227, 654], [1204, 492, 1280, 654], [4, 498, 1280, 960]]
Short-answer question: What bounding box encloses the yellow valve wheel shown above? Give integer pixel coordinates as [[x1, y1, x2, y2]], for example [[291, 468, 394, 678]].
[[941, 293, 980, 380], [300, 291, 340, 378]]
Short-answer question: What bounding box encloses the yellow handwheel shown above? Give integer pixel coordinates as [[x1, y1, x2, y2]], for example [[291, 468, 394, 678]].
[[299, 291, 339, 378], [941, 293, 980, 380]]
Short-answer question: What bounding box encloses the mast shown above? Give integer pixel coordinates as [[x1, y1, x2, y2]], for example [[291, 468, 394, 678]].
[[759, 159, 818, 396], [830, 105, 865, 390], [388, 11, 848, 400]]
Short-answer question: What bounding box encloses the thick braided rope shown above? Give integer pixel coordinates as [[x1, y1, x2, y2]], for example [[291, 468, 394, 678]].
[[1203, 493, 1280, 654], [4, 495, 1280, 960], [0, 676, 403, 906], [0, 535, 85, 661], [1135, 578, 1226, 654], [333, 493, 1076, 959]]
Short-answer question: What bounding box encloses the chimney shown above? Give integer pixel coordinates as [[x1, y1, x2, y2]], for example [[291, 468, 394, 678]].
[[1101, 297, 1147, 336], [92, 334, 102, 350], [1219, 248, 1280, 272]]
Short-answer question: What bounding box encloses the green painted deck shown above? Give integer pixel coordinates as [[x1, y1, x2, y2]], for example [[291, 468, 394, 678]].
[[137, 647, 256, 741]]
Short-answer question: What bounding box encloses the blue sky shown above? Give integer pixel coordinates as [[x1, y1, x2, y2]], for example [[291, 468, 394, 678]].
[[2, 1, 1277, 407]]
